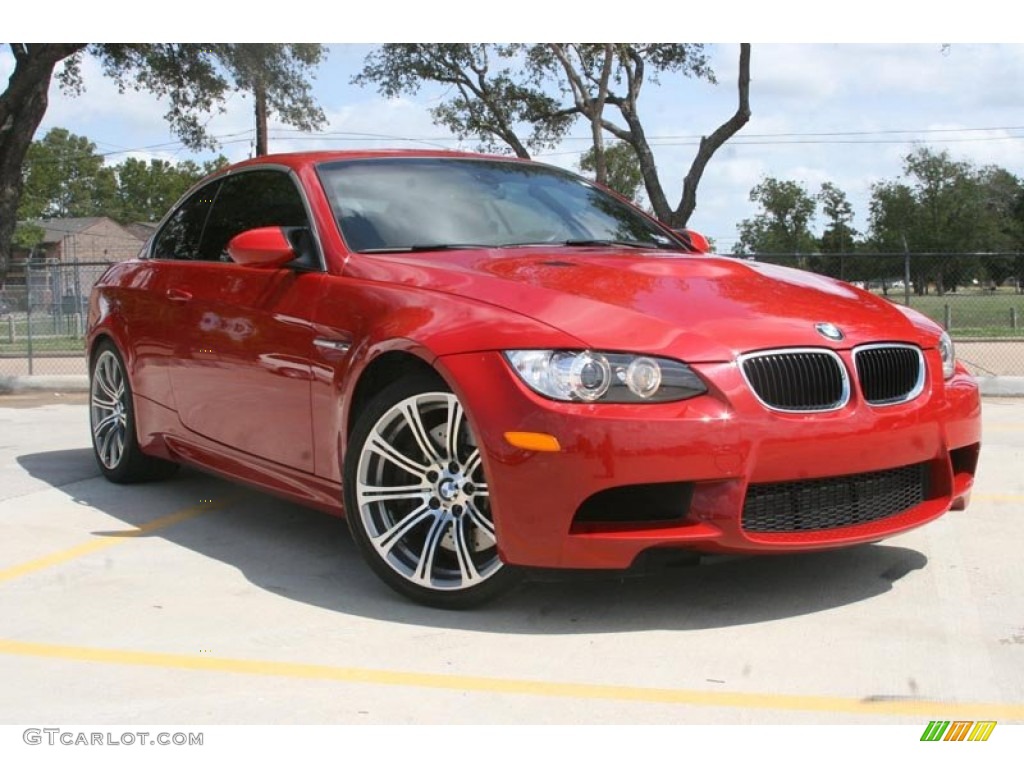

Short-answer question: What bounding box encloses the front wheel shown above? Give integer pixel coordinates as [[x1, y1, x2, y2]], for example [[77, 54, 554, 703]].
[[344, 374, 519, 608]]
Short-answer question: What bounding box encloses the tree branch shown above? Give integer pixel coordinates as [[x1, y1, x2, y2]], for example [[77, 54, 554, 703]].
[[674, 43, 751, 227]]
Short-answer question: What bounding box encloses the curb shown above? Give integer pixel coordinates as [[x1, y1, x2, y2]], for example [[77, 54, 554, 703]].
[[0, 375, 89, 394], [976, 376, 1024, 397]]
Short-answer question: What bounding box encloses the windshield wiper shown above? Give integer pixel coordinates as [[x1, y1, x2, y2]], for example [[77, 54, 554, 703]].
[[358, 243, 491, 253], [560, 238, 680, 250]]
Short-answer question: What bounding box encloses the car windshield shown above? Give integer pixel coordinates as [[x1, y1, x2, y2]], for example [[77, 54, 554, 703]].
[[316, 157, 686, 253]]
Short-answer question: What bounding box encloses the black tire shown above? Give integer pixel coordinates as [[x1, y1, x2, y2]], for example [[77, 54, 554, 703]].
[[89, 340, 179, 484], [343, 374, 519, 608]]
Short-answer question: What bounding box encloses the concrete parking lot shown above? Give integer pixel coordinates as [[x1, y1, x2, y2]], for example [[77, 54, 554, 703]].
[[0, 395, 1022, 725]]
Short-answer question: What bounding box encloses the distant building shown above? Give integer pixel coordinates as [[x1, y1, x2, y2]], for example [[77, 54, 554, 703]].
[[16, 217, 145, 265], [4, 217, 148, 311]]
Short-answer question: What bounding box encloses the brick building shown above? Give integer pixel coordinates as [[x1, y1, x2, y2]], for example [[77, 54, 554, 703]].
[[3, 217, 146, 312]]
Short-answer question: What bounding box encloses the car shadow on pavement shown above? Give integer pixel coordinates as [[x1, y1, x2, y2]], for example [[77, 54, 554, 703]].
[[18, 448, 930, 636]]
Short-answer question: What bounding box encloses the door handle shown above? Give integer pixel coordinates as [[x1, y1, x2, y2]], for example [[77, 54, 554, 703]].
[[166, 288, 193, 303], [313, 337, 352, 354]]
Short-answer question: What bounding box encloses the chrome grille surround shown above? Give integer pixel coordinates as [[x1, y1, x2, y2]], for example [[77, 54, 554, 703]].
[[852, 343, 926, 406], [738, 348, 850, 413]]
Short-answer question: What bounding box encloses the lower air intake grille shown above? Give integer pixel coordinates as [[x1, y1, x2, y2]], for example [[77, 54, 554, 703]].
[[743, 463, 929, 533], [740, 350, 847, 411]]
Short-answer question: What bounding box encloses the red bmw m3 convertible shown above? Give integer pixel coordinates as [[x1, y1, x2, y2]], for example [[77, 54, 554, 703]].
[[86, 150, 981, 607]]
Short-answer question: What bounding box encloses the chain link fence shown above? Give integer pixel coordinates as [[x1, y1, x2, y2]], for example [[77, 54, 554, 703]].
[[0, 260, 110, 377], [2, 253, 1022, 378]]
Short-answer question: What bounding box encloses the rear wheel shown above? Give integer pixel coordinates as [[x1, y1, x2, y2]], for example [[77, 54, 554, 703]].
[[344, 375, 519, 608], [90, 341, 179, 483]]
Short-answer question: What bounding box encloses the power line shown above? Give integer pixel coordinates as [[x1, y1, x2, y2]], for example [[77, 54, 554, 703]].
[[30, 122, 1024, 167], [270, 123, 1024, 142], [533, 133, 1024, 159]]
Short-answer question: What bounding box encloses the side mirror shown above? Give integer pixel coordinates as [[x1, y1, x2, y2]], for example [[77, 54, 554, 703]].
[[674, 228, 711, 254], [226, 227, 296, 268]]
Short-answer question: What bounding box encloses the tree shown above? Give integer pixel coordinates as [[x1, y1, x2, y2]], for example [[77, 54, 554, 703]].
[[817, 182, 858, 253], [733, 177, 817, 259], [975, 166, 1022, 288], [809, 182, 860, 280], [355, 43, 751, 227], [867, 148, 999, 294], [1013, 189, 1024, 293], [354, 44, 574, 158], [16, 126, 228, 224], [578, 142, 644, 202], [535, 43, 751, 228], [545, 44, 617, 186], [105, 155, 228, 223], [213, 44, 326, 156], [1, 44, 326, 282], [17, 127, 109, 219], [12, 222, 43, 250]]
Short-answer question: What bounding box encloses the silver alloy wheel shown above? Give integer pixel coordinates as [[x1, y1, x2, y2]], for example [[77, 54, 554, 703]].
[[90, 350, 129, 470], [355, 392, 502, 592]]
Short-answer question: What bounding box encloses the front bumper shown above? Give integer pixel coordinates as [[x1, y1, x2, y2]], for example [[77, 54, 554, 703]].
[[439, 349, 981, 570]]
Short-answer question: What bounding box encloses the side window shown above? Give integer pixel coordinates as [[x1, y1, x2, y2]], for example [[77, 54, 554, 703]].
[[198, 170, 312, 262], [151, 181, 221, 260]]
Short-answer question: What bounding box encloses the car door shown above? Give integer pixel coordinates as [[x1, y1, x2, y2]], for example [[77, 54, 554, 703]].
[[159, 168, 323, 473]]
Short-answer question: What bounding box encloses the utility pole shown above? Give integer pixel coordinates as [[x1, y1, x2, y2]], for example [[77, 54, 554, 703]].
[[254, 78, 268, 156]]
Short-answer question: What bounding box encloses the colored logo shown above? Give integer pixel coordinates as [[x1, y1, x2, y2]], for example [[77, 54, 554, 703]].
[[815, 322, 844, 341], [920, 721, 996, 742]]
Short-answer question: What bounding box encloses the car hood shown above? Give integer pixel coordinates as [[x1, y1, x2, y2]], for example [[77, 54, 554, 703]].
[[362, 248, 941, 361]]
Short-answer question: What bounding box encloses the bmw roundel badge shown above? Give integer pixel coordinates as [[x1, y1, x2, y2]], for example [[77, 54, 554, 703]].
[[815, 322, 845, 341]]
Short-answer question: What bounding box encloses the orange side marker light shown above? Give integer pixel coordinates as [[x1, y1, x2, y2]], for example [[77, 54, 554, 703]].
[[503, 432, 561, 452]]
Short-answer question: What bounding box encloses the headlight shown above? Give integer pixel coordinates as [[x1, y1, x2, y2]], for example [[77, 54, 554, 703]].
[[939, 331, 955, 380], [503, 350, 707, 403]]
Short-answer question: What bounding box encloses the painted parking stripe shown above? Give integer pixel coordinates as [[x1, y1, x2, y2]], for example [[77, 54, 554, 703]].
[[0, 637, 1022, 721], [0, 496, 238, 585]]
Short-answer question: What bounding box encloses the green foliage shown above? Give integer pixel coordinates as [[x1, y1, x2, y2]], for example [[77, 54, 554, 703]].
[[56, 44, 327, 150], [214, 44, 326, 132], [817, 182, 857, 253], [18, 128, 108, 219], [867, 148, 1024, 293], [12, 222, 44, 249], [354, 44, 574, 158], [733, 177, 818, 257], [579, 143, 644, 202], [2, 44, 327, 281], [17, 128, 228, 224], [104, 156, 225, 223]]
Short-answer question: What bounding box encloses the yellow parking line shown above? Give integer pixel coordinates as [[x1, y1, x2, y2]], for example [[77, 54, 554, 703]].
[[0, 496, 237, 585], [0, 637, 1021, 720]]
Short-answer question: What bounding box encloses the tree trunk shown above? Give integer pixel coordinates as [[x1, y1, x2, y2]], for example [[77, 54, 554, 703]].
[[254, 80, 268, 156], [674, 43, 751, 228], [0, 44, 85, 283], [589, 45, 615, 186]]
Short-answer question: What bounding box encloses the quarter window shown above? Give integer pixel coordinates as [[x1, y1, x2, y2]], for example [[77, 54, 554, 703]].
[[151, 181, 221, 261]]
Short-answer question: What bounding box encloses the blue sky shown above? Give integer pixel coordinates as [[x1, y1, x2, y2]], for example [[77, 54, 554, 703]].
[[3, 36, 1022, 250]]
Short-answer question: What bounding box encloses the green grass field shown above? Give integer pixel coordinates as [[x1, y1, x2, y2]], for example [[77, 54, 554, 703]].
[[876, 289, 1024, 338], [0, 314, 86, 355]]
